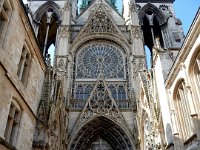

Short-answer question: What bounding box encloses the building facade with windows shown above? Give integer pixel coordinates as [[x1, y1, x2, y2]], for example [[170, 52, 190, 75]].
[[0, 0, 46, 149], [0, 0, 199, 149], [164, 10, 200, 149]]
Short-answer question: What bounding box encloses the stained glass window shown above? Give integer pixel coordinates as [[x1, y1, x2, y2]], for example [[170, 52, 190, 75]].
[[76, 43, 125, 79], [73, 42, 130, 108]]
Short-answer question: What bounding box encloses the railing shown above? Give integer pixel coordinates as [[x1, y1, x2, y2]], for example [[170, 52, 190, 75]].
[[70, 99, 132, 109], [116, 100, 132, 109], [71, 100, 86, 109]]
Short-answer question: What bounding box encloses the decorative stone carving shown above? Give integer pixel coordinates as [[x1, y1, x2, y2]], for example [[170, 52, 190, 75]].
[[159, 4, 173, 18], [132, 56, 145, 80], [80, 79, 122, 124], [131, 26, 143, 39], [129, 2, 137, 12], [83, 5, 117, 34], [57, 58, 65, 72], [64, 0, 71, 11], [58, 26, 70, 39], [76, 43, 125, 79], [136, 4, 141, 11]]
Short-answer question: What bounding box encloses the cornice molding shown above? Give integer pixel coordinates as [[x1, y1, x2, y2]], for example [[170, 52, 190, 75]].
[[165, 9, 200, 88]]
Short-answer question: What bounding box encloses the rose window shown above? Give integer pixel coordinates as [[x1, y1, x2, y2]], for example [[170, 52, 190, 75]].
[[76, 43, 125, 79], [73, 42, 130, 109]]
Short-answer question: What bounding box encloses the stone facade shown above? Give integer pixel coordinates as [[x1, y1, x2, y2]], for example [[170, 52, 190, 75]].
[[164, 9, 200, 149], [0, 0, 46, 150], [0, 0, 199, 150]]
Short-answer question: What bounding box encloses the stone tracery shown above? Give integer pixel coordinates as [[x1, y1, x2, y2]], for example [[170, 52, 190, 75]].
[[69, 116, 133, 150], [72, 42, 131, 109], [76, 43, 125, 79]]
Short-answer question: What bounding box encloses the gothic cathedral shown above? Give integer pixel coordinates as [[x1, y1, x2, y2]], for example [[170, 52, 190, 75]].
[[0, 0, 200, 150]]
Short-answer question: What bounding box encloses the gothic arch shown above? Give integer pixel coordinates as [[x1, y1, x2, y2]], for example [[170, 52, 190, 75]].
[[67, 116, 135, 150], [138, 3, 167, 26], [34, 1, 61, 57], [172, 78, 185, 99], [188, 44, 200, 110], [172, 79, 194, 140], [138, 3, 167, 50], [188, 43, 200, 74], [71, 39, 132, 109], [71, 35, 130, 56], [34, 1, 61, 22], [11, 97, 23, 112]]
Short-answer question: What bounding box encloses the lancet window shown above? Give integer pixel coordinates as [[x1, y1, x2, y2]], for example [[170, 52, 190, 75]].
[[174, 81, 194, 140], [190, 50, 200, 113], [4, 100, 21, 146], [72, 42, 130, 109], [17, 46, 31, 85]]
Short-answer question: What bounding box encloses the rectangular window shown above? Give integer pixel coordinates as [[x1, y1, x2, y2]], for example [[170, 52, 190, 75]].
[[17, 46, 31, 85], [4, 102, 21, 145]]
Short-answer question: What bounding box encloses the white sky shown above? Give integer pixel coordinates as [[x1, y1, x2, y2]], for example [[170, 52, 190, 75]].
[[22, 0, 28, 4]]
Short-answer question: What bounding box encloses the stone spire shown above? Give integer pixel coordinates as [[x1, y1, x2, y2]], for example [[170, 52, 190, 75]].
[[62, 0, 71, 25], [129, 0, 140, 26]]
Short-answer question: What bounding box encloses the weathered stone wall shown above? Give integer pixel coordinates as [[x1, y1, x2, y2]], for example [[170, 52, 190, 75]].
[[0, 0, 45, 149]]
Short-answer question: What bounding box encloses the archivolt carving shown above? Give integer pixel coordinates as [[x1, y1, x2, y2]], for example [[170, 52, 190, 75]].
[[68, 116, 134, 150], [68, 77, 136, 149]]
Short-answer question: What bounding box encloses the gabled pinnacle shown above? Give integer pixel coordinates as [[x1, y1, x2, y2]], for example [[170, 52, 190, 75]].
[[71, 77, 124, 126], [74, 2, 129, 44], [82, 4, 117, 34]]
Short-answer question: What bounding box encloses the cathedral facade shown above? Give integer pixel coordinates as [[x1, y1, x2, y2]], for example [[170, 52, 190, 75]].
[[0, 0, 199, 149]]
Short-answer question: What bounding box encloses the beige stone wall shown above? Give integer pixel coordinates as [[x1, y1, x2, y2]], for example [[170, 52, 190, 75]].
[[0, 0, 45, 149], [0, 145, 10, 150], [165, 10, 200, 149]]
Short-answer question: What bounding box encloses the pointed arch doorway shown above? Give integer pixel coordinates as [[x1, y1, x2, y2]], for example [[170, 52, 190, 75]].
[[90, 137, 113, 150], [69, 116, 134, 150]]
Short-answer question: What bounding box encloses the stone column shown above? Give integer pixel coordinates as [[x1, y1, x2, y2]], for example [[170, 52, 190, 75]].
[[55, 0, 71, 106], [43, 11, 53, 56], [152, 41, 173, 146], [129, 0, 144, 56], [128, 0, 145, 108]]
